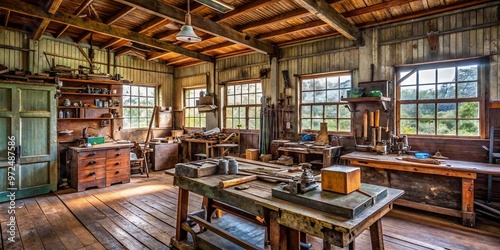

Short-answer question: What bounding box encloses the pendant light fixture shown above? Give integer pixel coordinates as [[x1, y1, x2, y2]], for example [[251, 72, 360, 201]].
[[176, 0, 202, 43]]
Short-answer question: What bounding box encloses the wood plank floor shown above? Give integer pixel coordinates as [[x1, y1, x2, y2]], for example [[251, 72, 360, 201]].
[[1, 171, 499, 250]]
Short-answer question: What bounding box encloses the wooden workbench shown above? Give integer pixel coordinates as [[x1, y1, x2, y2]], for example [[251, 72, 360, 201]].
[[170, 161, 403, 249], [278, 146, 341, 168], [341, 151, 500, 227], [183, 138, 218, 161]]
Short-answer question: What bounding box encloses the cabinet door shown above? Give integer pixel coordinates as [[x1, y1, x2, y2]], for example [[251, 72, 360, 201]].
[[0, 82, 57, 202]]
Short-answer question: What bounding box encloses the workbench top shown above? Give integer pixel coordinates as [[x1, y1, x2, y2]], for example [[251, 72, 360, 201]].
[[69, 142, 133, 151], [342, 151, 500, 175]]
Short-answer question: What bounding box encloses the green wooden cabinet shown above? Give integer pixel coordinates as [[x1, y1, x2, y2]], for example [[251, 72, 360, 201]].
[[0, 82, 57, 202]]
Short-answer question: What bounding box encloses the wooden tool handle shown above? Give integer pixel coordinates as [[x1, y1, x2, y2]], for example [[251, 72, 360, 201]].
[[401, 157, 442, 165], [218, 175, 257, 189]]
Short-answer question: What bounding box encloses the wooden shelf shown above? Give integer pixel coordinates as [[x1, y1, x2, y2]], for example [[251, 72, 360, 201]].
[[60, 92, 121, 97], [57, 106, 116, 109], [59, 78, 122, 85], [341, 97, 391, 111]]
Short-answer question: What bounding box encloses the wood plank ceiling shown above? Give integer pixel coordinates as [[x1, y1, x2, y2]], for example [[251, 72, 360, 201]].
[[0, 0, 491, 68]]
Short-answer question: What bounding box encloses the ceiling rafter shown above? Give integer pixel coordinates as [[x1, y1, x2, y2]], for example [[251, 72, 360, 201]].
[[276, 0, 492, 47], [46, 0, 64, 14], [257, 20, 326, 39], [100, 38, 123, 49], [289, 0, 360, 40], [211, 0, 280, 23], [236, 0, 343, 31], [55, 0, 93, 38], [0, 1, 214, 62], [136, 17, 168, 34], [113, 0, 276, 55], [109, 39, 132, 51], [4, 10, 10, 27], [147, 51, 170, 61], [256, 0, 418, 39], [32, 18, 51, 40], [77, 5, 135, 44]]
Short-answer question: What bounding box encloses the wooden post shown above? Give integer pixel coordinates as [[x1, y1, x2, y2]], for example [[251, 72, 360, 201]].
[[269, 210, 280, 249], [175, 188, 189, 241], [369, 219, 384, 250], [462, 178, 475, 227]]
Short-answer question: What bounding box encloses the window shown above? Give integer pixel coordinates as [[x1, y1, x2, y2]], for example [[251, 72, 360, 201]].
[[299, 74, 352, 132], [123, 85, 156, 129], [224, 82, 262, 130], [184, 88, 206, 128], [397, 61, 481, 136]]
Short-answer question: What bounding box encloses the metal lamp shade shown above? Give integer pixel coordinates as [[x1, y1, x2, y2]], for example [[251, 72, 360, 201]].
[[176, 24, 202, 43]]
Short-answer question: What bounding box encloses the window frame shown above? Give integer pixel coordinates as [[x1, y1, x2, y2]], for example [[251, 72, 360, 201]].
[[298, 71, 353, 134], [395, 59, 485, 138], [223, 80, 262, 131], [122, 84, 157, 129], [183, 87, 207, 128]]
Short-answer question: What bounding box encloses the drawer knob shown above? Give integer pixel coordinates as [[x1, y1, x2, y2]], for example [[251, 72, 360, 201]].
[[116, 153, 121, 156], [89, 161, 96, 165], [88, 152, 96, 156], [115, 170, 120, 174], [116, 162, 121, 165], [89, 172, 96, 176]]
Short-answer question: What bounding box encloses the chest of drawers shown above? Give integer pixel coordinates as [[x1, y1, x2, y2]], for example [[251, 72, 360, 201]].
[[69, 143, 132, 192]]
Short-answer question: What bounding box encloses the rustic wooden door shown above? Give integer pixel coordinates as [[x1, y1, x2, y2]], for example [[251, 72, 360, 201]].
[[0, 82, 57, 202]]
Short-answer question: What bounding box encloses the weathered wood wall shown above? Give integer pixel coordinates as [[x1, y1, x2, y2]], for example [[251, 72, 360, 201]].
[[0, 29, 174, 141]]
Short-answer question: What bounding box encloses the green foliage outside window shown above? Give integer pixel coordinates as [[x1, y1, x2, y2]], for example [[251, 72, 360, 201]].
[[398, 64, 480, 136], [123, 85, 156, 129], [300, 74, 352, 132]]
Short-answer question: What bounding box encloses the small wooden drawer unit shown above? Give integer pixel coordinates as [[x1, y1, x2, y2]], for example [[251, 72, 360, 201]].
[[69, 143, 132, 192]]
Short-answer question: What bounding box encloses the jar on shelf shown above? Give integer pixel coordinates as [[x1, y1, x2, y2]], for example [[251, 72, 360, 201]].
[[63, 99, 71, 107]]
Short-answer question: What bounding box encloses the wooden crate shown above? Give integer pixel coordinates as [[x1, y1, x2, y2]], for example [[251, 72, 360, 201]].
[[321, 166, 360, 194]]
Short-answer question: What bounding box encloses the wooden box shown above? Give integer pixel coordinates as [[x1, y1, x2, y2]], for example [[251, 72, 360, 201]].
[[321, 166, 360, 194]]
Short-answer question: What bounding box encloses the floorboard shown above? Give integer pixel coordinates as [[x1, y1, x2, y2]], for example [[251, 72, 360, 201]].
[[0, 171, 498, 250]]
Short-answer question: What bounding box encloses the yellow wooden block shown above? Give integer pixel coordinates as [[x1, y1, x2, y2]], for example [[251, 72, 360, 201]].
[[321, 166, 360, 194]]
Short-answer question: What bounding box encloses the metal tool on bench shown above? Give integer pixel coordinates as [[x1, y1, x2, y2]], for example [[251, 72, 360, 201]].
[[281, 163, 318, 195]]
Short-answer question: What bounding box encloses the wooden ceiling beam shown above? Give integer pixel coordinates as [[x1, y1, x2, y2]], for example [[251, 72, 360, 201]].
[[106, 6, 135, 25], [32, 18, 51, 40], [154, 30, 178, 41], [146, 51, 170, 61], [46, 0, 64, 14], [136, 17, 167, 34], [236, 0, 342, 31], [276, 0, 492, 47], [100, 38, 123, 49], [198, 41, 234, 52], [110, 39, 132, 51], [76, 6, 136, 44], [115, 47, 133, 57], [55, 0, 92, 38], [0, 1, 214, 62], [343, 0, 419, 18], [4, 10, 10, 27], [166, 56, 193, 65], [257, 20, 326, 39], [211, 0, 279, 23], [292, 0, 359, 41], [114, 0, 276, 55]]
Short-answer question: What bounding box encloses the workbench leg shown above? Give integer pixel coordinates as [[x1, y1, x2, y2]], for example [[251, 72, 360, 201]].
[[322, 240, 332, 250], [369, 219, 384, 250], [462, 178, 475, 227], [175, 188, 190, 241], [188, 142, 192, 161], [279, 226, 300, 250], [269, 210, 280, 249]]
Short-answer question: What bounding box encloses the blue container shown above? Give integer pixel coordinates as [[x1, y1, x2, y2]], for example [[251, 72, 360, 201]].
[[415, 152, 429, 159], [228, 159, 238, 174]]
